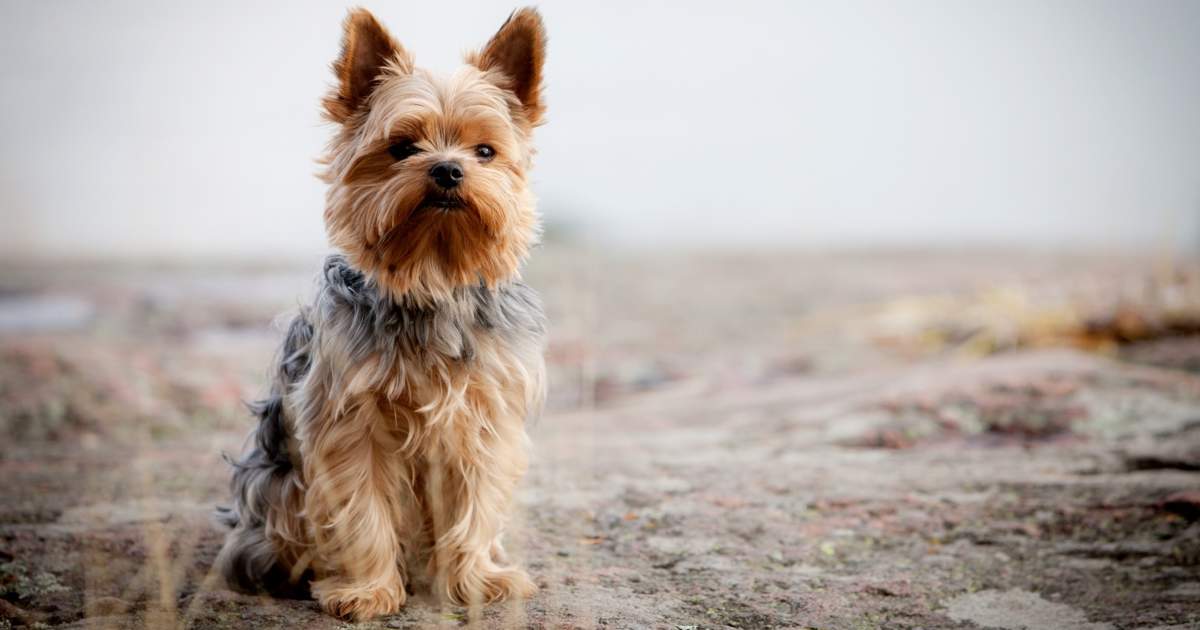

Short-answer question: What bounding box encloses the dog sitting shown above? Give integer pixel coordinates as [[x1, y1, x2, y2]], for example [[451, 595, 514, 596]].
[[216, 7, 547, 620]]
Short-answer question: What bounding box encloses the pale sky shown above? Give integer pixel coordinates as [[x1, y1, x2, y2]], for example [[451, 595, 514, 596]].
[[2, 0, 1198, 259]]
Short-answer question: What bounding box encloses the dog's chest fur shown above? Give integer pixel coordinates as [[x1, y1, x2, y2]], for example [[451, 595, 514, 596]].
[[284, 255, 546, 439]]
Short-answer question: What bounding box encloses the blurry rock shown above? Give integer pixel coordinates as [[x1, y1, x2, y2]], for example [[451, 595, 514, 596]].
[[944, 589, 1113, 630], [1161, 491, 1200, 521], [84, 596, 129, 617], [0, 598, 43, 625], [0, 294, 94, 333], [1122, 336, 1200, 374]]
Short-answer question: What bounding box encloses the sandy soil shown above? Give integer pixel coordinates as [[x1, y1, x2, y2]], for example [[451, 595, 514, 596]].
[[1, 248, 1198, 629]]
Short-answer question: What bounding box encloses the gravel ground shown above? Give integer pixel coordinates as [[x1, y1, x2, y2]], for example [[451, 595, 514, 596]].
[[1, 248, 1198, 629]]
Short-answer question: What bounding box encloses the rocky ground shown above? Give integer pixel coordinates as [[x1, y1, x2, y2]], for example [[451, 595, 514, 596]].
[[1, 248, 1198, 629]]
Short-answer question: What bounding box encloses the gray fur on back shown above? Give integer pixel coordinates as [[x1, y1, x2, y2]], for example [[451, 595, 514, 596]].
[[217, 254, 546, 595]]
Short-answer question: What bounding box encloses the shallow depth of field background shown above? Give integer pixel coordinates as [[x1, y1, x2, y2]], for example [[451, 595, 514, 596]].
[[2, 0, 1199, 257], [2, 2, 1200, 629]]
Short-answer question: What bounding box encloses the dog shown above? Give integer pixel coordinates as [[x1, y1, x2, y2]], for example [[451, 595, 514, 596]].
[[216, 7, 547, 621]]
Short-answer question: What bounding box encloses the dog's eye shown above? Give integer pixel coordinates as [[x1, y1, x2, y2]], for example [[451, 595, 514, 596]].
[[475, 144, 496, 161], [388, 140, 421, 161]]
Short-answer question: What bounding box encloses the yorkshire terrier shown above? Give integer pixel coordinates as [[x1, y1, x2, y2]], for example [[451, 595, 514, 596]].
[[216, 7, 547, 620]]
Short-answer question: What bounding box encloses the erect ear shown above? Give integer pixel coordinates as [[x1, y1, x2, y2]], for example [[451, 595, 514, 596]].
[[323, 8, 411, 124], [470, 8, 547, 126]]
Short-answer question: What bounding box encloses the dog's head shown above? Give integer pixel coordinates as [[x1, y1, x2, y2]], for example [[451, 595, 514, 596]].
[[321, 8, 546, 302]]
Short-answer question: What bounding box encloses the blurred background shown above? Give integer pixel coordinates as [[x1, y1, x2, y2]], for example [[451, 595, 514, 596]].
[[2, 2, 1200, 628], [2, 0, 1199, 257]]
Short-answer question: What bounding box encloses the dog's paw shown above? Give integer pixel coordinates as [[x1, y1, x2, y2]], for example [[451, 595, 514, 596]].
[[445, 566, 537, 605], [312, 577, 406, 621]]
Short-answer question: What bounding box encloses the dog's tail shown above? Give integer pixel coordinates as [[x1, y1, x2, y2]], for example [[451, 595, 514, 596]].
[[215, 313, 315, 598]]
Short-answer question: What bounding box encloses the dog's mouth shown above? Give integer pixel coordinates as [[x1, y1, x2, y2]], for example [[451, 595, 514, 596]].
[[419, 193, 466, 212]]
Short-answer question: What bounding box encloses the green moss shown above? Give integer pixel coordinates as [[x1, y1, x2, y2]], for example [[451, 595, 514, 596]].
[[0, 561, 67, 601]]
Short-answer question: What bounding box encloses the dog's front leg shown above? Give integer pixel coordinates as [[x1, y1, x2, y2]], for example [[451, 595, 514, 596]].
[[426, 414, 537, 606], [302, 397, 407, 620]]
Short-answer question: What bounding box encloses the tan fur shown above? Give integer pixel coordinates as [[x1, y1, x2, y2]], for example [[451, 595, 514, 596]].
[[273, 328, 545, 617], [320, 8, 546, 306], [234, 7, 548, 621], [288, 331, 544, 619]]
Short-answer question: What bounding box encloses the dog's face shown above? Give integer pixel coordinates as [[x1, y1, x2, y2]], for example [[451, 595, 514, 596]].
[[321, 9, 545, 302]]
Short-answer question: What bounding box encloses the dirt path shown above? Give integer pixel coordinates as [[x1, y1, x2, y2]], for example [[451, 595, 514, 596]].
[[1, 250, 1198, 629]]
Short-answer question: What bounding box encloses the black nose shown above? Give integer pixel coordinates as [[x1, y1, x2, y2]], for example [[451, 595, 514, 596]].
[[429, 161, 464, 189]]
